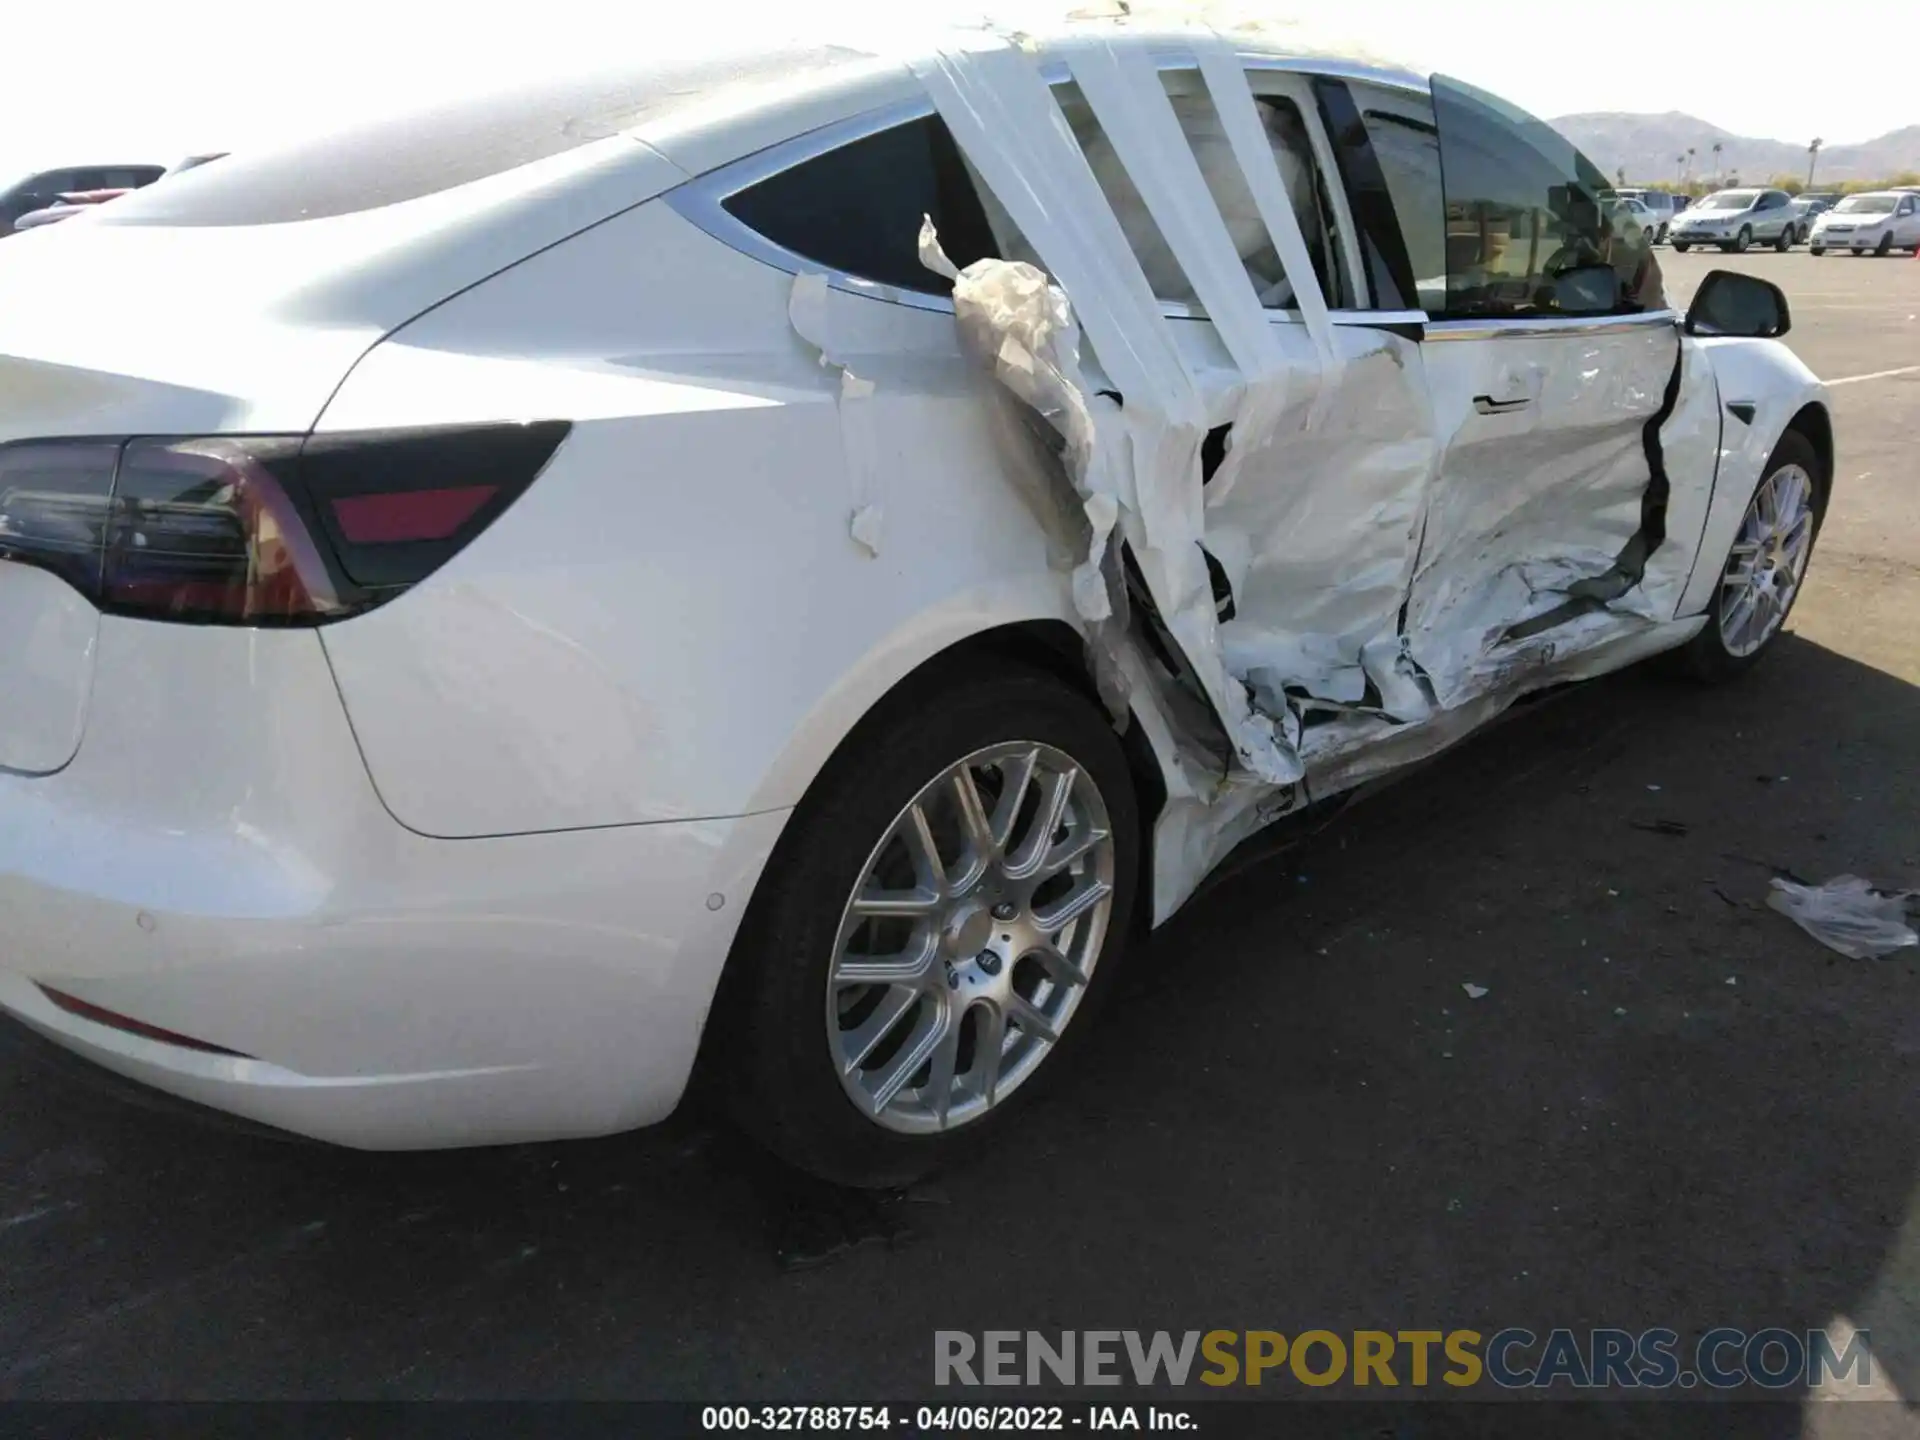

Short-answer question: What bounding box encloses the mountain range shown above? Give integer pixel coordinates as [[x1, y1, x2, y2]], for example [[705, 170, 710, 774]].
[[1550, 112, 1920, 187]]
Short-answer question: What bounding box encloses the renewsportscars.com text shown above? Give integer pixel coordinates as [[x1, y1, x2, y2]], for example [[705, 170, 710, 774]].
[[934, 1328, 1874, 1390]]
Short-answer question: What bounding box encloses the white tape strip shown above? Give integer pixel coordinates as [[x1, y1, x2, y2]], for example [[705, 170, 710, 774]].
[[1193, 44, 1339, 383], [1066, 39, 1293, 504], [912, 35, 1300, 784]]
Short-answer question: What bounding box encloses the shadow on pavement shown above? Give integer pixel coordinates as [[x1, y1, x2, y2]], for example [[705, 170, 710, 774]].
[[2, 634, 1916, 1433]]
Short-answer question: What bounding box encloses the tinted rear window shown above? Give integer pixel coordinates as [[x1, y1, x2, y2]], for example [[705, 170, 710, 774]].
[[99, 49, 864, 227]]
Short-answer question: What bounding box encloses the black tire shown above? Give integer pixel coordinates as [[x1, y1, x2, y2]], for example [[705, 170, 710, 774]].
[[1673, 429, 1827, 682], [1810, 246, 1825, 256], [1733, 226, 1753, 253], [1876, 232, 1894, 256], [1674, 241, 1691, 253], [1774, 226, 1792, 252], [713, 654, 1141, 1187]]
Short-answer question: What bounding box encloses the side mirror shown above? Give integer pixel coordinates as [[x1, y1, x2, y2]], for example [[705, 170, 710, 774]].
[[1685, 269, 1791, 338]]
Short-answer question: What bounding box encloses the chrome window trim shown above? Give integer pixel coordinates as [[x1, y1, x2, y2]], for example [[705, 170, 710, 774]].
[[665, 50, 1432, 317], [1425, 311, 1679, 341]]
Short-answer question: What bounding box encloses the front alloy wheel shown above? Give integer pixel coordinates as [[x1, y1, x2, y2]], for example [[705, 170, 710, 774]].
[[1733, 226, 1753, 253], [829, 742, 1115, 1134], [1675, 430, 1825, 681]]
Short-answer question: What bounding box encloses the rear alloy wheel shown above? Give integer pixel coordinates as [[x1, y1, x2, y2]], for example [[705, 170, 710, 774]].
[[1774, 225, 1792, 252], [718, 657, 1139, 1187], [1675, 430, 1825, 681]]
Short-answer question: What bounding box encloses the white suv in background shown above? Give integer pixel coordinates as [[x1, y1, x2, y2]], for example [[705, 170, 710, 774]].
[[1809, 191, 1920, 256], [1670, 189, 1799, 252], [1617, 188, 1678, 244]]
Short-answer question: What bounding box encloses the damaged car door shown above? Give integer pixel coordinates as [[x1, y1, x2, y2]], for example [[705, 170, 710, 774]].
[[1401, 76, 1679, 707], [1039, 59, 1444, 752]]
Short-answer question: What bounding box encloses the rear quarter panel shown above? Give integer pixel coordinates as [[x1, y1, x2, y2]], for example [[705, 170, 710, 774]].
[[316, 199, 1083, 836]]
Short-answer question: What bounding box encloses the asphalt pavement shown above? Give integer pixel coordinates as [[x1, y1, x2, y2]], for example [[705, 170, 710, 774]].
[[2, 247, 1917, 1434]]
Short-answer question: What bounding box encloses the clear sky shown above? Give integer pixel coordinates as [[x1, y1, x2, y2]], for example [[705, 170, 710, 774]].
[[1, 0, 1907, 183]]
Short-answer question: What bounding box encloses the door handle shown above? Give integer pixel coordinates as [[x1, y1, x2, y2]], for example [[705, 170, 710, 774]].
[[1473, 395, 1533, 415]]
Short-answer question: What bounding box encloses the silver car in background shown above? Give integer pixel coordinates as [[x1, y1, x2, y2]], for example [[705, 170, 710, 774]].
[[1670, 188, 1798, 253]]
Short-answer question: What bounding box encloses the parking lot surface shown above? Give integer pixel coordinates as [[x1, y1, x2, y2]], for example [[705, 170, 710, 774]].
[[2, 248, 1917, 1429]]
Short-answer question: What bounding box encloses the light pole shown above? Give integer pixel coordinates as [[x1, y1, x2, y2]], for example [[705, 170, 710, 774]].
[[1807, 138, 1824, 189]]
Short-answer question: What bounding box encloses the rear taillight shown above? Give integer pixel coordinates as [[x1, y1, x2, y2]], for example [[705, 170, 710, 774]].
[[0, 421, 567, 625]]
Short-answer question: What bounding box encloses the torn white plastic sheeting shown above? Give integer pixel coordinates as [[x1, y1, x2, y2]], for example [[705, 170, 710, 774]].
[[921, 217, 1118, 623], [788, 271, 885, 556], [910, 34, 1300, 784], [1767, 876, 1920, 960]]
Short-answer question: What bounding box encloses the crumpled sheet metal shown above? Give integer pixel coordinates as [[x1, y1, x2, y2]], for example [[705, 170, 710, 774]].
[[909, 17, 1696, 850], [910, 32, 1301, 784]]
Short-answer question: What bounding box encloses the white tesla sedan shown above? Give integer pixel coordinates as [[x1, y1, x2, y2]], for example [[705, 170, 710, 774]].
[[0, 19, 1830, 1185]]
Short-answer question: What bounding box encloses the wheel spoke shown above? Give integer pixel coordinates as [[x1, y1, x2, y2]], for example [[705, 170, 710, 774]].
[[968, 1002, 1007, 1106], [925, 1005, 965, 1127], [1724, 586, 1760, 648], [1036, 823, 1108, 880], [834, 929, 936, 987], [838, 985, 923, 1073], [903, 803, 948, 895], [1006, 768, 1077, 879], [851, 888, 942, 919], [1033, 875, 1113, 934], [950, 766, 996, 866], [988, 748, 1039, 854], [1007, 994, 1061, 1045], [867, 1007, 947, 1116], [1030, 943, 1090, 989]]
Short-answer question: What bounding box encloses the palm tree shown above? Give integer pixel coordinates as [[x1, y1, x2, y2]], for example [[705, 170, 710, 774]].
[[1686, 147, 1697, 185], [1675, 153, 1686, 187], [1617, 164, 1627, 187], [1711, 141, 1724, 182], [1807, 138, 1824, 188]]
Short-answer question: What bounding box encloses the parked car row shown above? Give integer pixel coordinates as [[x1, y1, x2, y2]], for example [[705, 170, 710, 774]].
[[1609, 185, 1918, 257]]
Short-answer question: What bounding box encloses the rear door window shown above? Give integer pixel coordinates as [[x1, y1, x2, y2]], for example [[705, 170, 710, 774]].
[[720, 115, 1001, 295], [1054, 73, 1354, 310]]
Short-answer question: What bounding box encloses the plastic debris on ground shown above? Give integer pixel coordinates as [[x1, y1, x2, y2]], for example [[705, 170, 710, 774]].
[[1765, 874, 1920, 960], [1461, 983, 1489, 999]]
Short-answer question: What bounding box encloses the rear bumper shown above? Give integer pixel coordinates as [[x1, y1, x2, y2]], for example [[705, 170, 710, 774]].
[[0, 617, 789, 1149]]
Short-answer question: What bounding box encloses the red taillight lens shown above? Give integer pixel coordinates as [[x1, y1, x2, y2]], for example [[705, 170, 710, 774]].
[[0, 422, 568, 626]]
